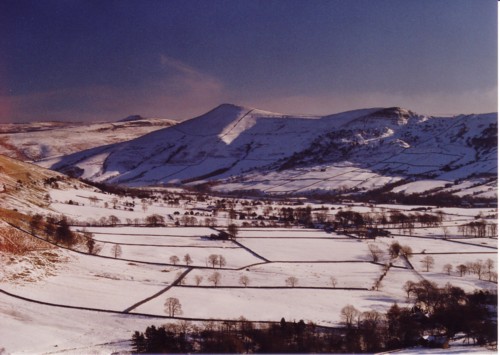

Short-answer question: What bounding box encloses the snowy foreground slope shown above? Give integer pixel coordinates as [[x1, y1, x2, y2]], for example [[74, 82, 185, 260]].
[[0, 116, 175, 162], [48, 104, 497, 198]]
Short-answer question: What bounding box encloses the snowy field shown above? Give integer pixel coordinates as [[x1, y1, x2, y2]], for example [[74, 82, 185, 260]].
[[238, 237, 370, 261], [1, 186, 496, 354], [132, 287, 401, 326], [1, 250, 181, 311], [183, 261, 382, 288]]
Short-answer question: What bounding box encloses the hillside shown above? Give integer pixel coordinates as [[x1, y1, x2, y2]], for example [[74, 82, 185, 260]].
[[46, 104, 497, 200], [0, 117, 176, 162]]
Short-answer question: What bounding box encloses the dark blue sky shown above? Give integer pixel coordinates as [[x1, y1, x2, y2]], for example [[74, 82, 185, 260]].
[[0, 0, 497, 122]]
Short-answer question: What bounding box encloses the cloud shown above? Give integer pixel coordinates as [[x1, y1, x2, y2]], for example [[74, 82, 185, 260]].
[[0, 55, 227, 123], [1, 54, 496, 123]]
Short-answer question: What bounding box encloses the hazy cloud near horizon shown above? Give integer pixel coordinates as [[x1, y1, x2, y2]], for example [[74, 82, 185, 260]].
[[0, 54, 229, 122], [1, 53, 496, 123], [0, 0, 496, 123]]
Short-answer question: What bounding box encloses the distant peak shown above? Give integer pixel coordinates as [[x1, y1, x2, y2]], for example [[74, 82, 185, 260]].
[[370, 107, 413, 118], [118, 114, 145, 122]]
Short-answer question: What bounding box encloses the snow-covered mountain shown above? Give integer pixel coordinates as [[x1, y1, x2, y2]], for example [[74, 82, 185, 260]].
[[0, 116, 176, 162], [47, 104, 497, 199]]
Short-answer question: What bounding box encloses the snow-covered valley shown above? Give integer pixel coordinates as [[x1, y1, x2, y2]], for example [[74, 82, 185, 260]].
[[0, 153, 496, 353], [0, 100, 496, 354]]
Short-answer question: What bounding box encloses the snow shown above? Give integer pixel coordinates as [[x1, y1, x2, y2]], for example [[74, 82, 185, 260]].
[[238, 237, 370, 261], [0, 292, 168, 354], [132, 287, 400, 326], [185, 262, 382, 288], [0, 141, 496, 353], [0, 118, 174, 163], [1, 193, 496, 353], [44, 105, 496, 199], [392, 180, 450, 194], [390, 235, 495, 254], [1, 250, 179, 311]]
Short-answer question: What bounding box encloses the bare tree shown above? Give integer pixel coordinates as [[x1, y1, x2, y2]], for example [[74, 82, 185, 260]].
[[88, 239, 103, 255], [330, 276, 337, 288], [456, 264, 467, 277], [208, 271, 221, 287], [183, 253, 193, 266], [340, 304, 360, 328], [208, 254, 219, 268], [285, 276, 299, 287], [239, 275, 250, 287], [164, 297, 182, 317], [146, 214, 165, 227], [420, 255, 435, 272], [88, 195, 99, 206], [489, 271, 498, 282], [108, 215, 120, 226], [465, 262, 475, 275], [403, 280, 415, 299], [169, 255, 180, 265], [194, 275, 204, 286], [388, 242, 402, 258], [488, 223, 497, 238], [82, 229, 96, 254], [442, 226, 450, 239], [443, 263, 453, 275], [111, 243, 122, 258], [218, 255, 226, 268], [472, 260, 484, 280], [400, 245, 413, 259], [367, 244, 384, 262], [227, 223, 239, 240], [111, 197, 119, 209], [485, 258, 495, 280]]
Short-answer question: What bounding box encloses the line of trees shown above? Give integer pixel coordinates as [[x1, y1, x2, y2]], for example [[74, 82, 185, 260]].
[[458, 220, 497, 238]]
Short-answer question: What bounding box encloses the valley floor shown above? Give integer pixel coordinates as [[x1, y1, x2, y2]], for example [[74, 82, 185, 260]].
[[0, 186, 497, 354]]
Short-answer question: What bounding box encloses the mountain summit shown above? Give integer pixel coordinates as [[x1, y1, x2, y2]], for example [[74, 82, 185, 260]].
[[48, 104, 497, 199]]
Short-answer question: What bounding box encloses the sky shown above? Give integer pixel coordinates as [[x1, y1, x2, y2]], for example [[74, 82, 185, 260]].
[[0, 0, 497, 122]]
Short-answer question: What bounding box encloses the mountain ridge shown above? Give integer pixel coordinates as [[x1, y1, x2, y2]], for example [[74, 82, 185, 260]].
[[0, 117, 177, 162], [45, 104, 497, 199]]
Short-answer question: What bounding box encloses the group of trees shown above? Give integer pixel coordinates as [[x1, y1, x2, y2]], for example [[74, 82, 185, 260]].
[[451, 259, 496, 281], [131, 281, 497, 353], [181, 273, 340, 289], [417, 257, 497, 282], [28, 213, 127, 258], [458, 220, 497, 238], [29, 214, 76, 247], [206, 254, 227, 268], [131, 318, 341, 353], [367, 241, 412, 263], [169, 253, 193, 266], [333, 209, 445, 237], [394, 281, 497, 346]]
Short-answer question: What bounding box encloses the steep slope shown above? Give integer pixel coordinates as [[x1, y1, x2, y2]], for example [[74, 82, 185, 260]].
[[0, 154, 98, 215], [0, 117, 176, 162], [48, 105, 497, 199]]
